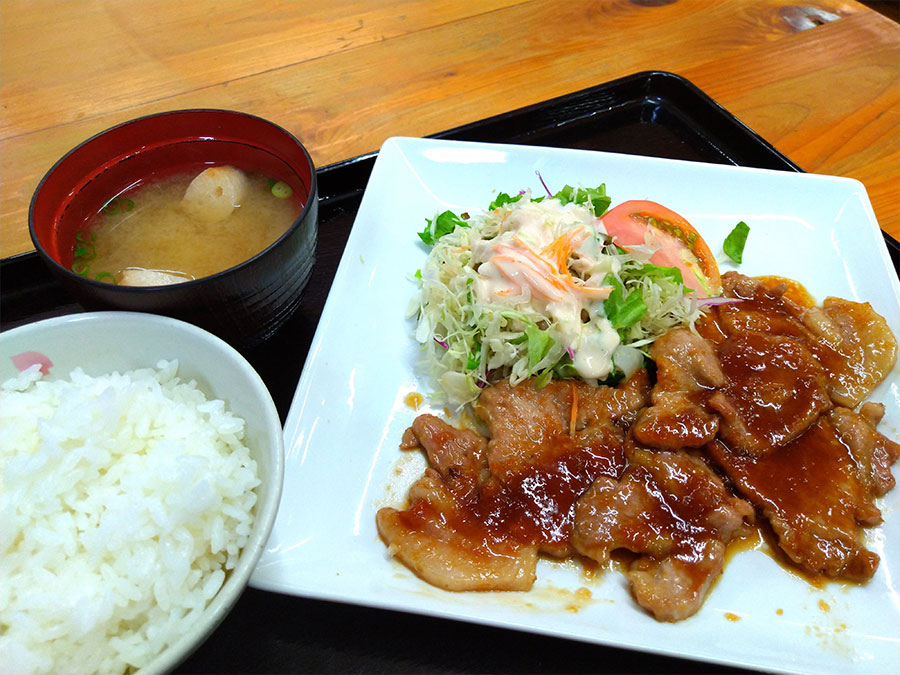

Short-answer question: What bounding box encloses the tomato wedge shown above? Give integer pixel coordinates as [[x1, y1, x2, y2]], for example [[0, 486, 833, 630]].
[[599, 200, 722, 297]]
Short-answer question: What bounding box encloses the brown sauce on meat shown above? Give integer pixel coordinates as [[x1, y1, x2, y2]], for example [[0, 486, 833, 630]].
[[715, 331, 831, 453], [717, 421, 860, 524], [398, 436, 621, 552], [725, 518, 830, 589], [723, 512, 866, 591], [629, 461, 726, 558], [695, 311, 729, 343], [710, 418, 880, 581], [633, 391, 720, 448], [484, 440, 618, 549], [806, 341, 853, 387], [699, 276, 808, 343], [755, 275, 816, 308], [608, 548, 639, 570], [722, 523, 765, 561]]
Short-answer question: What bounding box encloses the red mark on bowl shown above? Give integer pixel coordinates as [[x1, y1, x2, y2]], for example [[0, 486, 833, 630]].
[[11, 351, 53, 375]]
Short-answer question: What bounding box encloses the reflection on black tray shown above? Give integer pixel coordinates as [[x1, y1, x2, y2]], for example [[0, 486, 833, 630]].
[[1, 71, 895, 675]]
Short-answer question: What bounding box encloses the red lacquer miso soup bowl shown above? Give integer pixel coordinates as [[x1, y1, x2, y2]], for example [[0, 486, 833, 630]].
[[29, 109, 318, 349]]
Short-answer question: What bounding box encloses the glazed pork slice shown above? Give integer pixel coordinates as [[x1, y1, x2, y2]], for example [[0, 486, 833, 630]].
[[472, 374, 651, 557], [473, 377, 576, 480], [474, 372, 651, 481], [379, 415, 538, 591], [399, 413, 490, 483], [378, 373, 651, 587], [631, 328, 725, 449], [699, 272, 897, 409], [572, 446, 754, 622], [696, 272, 812, 344], [573, 367, 653, 431], [806, 298, 898, 408], [706, 412, 896, 581], [829, 404, 900, 500], [376, 469, 538, 591], [707, 331, 832, 457]]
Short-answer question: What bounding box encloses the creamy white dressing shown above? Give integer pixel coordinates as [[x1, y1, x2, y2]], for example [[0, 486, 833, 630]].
[[573, 317, 620, 378], [471, 199, 620, 381], [414, 188, 703, 408]]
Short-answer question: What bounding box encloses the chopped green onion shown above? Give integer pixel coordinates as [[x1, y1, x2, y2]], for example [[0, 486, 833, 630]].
[[95, 272, 116, 283], [73, 243, 96, 260], [271, 181, 293, 199], [723, 221, 750, 263], [71, 261, 90, 276], [101, 197, 134, 214]]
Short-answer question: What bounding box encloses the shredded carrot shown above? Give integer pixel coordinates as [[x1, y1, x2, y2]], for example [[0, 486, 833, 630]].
[[493, 254, 568, 301], [511, 237, 561, 274], [569, 380, 579, 437], [493, 243, 570, 296], [497, 210, 511, 234], [492, 240, 613, 303], [541, 226, 588, 275]]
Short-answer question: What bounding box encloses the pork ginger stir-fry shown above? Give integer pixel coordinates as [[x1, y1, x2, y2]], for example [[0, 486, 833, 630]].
[[377, 272, 899, 621]]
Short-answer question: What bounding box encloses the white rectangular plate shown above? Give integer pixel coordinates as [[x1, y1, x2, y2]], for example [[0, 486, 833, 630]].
[[251, 137, 900, 674]]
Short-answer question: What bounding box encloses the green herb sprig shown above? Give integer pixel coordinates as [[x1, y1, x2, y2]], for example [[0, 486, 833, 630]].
[[723, 221, 750, 263]]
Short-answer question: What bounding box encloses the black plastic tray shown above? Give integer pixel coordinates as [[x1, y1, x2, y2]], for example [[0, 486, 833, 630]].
[[3, 71, 897, 674]]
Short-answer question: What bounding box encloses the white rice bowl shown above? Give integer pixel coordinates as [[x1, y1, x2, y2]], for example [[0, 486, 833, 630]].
[[0, 312, 284, 674]]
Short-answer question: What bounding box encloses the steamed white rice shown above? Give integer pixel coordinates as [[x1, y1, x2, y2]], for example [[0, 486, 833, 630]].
[[0, 360, 260, 674]]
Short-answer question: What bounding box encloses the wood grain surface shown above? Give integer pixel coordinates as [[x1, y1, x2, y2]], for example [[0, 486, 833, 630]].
[[1, 0, 897, 258]]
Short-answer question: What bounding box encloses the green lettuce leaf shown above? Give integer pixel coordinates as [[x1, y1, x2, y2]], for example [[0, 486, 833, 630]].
[[723, 221, 750, 263], [603, 274, 648, 331], [488, 192, 524, 210], [418, 210, 469, 246], [524, 323, 555, 369], [553, 184, 611, 216], [632, 263, 683, 285]]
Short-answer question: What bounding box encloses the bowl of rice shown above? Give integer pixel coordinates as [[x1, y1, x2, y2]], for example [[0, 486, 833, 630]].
[[0, 311, 284, 674]]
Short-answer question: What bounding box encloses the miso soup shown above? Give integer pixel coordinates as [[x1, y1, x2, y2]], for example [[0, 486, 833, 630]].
[[77, 166, 301, 285]]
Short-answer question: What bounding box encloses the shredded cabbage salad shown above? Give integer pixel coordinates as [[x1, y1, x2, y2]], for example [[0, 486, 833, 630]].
[[410, 182, 702, 407]]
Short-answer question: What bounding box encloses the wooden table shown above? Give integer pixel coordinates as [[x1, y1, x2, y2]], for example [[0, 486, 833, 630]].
[[2, 2, 898, 674], [1, 0, 898, 261]]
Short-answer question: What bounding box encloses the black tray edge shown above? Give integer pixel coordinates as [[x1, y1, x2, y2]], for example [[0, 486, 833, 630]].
[[434, 71, 804, 169]]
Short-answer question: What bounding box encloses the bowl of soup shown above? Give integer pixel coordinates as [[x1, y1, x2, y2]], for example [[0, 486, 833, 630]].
[[29, 109, 318, 348]]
